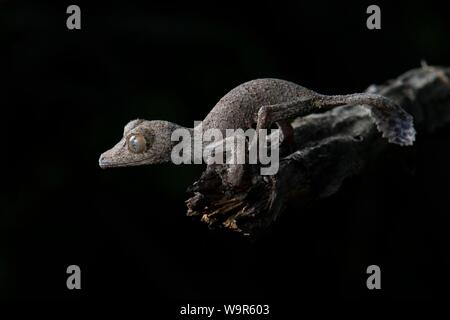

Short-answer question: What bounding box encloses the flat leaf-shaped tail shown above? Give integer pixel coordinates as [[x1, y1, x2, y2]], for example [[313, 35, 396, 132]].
[[316, 93, 416, 146]]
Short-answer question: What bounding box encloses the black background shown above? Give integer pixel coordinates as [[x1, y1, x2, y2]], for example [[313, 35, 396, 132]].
[[2, 0, 450, 310]]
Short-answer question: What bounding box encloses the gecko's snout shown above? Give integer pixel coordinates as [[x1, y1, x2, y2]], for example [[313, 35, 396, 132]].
[[98, 141, 128, 169], [99, 151, 118, 169], [98, 154, 109, 169]]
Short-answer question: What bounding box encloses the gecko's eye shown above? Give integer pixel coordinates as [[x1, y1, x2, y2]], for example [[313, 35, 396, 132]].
[[128, 134, 147, 153]]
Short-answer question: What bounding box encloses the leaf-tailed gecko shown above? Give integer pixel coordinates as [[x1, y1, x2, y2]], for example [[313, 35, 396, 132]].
[[98, 78, 415, 169]]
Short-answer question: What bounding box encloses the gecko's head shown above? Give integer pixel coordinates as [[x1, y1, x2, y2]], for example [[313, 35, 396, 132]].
[[99, 119, 182, 169]]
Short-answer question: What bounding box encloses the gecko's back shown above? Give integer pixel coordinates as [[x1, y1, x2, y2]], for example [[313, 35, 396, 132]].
[[201, 78, 315, 132]]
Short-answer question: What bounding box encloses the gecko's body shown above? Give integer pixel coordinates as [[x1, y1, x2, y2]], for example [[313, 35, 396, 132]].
[[99, 78, 415, 169], [201, 78, 314, 133]]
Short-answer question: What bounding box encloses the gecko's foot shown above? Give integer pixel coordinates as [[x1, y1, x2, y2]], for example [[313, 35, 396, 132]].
[[276, 120, 296, 155]]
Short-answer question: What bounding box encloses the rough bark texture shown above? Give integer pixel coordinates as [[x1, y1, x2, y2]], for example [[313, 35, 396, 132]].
[[186, 66, 450, 236]]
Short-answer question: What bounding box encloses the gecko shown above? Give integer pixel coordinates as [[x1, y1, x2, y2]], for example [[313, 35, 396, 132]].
[[98, 78, 415, 171]]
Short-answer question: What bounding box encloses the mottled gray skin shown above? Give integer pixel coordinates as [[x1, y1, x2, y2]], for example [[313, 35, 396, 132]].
[[99, 78, 415, 169], [202, 79, 315, 132]]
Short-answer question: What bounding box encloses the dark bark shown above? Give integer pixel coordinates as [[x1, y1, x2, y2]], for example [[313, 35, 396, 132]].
[[186, 66, 450, 236]]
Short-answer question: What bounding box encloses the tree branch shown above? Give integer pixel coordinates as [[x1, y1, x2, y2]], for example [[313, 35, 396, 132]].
[[186, 65, 450, 236]]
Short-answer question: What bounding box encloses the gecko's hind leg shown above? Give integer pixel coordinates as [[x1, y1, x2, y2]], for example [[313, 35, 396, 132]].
[[250, 97, 315, 152], [253, 92, 415, 147], [277, 120, 294, 143], [276, 120, 295, 154], [254, 97, 316, 132]]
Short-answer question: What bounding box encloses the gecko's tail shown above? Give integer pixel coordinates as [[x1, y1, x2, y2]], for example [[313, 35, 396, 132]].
[[367, 99, 416, 146], [318, 93, 416, 146]]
